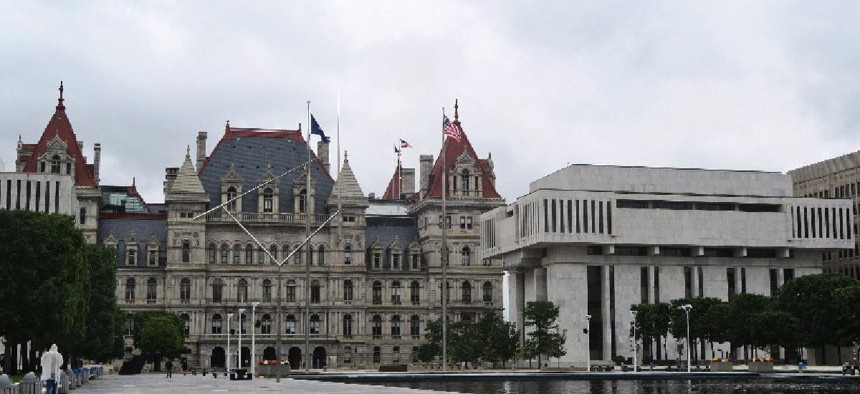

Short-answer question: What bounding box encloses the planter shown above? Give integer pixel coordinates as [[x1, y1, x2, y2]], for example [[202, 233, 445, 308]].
[[748, 361, 774, 373], [710, 362, 734, 372], [257, 364, 290, 377]]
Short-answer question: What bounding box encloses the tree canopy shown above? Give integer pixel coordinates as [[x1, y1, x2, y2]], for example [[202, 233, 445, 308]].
[[523, 301, 567, 366]]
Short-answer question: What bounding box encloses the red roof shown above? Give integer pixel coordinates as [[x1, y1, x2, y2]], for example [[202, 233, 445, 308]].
[[381, 163, 403, 200], [21, 88, 96, 187], [425, 120, 501, 199]]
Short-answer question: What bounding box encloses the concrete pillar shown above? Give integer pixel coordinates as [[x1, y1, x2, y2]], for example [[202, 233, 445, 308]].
[[602, 265, 612, 361]]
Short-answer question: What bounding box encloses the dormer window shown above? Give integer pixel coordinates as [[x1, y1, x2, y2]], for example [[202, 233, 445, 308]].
[[127, 243, 138, 266], [226, 187, 238, 211], [262, 188, 274, 213], [51, 155, 61, 174], [298, 189, 307, 213], [461, 169, 470, 191]]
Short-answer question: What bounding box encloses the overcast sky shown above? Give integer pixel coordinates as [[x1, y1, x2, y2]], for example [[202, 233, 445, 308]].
[[2, 1, 860, 204]]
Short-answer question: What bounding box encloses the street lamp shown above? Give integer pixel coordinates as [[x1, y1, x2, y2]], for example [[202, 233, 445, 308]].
[[227, 312, 234, 373], [238, 308, 246, 370], [585, 314, 592, 372], [631, 310, 638, 372], [679, 304, 692, 373], [251, 302, 260, 377]]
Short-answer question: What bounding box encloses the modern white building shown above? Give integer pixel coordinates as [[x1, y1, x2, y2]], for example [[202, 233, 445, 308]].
[[481, 164, 854, 367]]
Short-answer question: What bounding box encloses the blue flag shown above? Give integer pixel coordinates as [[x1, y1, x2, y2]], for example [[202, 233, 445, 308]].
[[310, 114, 330, 143]]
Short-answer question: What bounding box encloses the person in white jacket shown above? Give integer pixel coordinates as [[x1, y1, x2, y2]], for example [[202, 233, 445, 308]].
[[40, 344, 63, 394]]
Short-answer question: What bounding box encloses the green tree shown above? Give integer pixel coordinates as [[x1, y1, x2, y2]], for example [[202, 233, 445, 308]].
[[523, 301, 567, 367], [418, 318, 442, 362], [133, 311, 184, 349], [448, 320, 482, 366], [724, 293, 771, 360], [139, 316, 184, 355], [477, 313, 519, 368], [80, 244, 123, 361], [834, 285, 860, 347]]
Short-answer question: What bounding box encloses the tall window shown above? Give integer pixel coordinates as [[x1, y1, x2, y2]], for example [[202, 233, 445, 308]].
[[410, 281, 420, 304], [411, 253, 419, 270], [262, 279, 272, 302], [182, 241, 190, 263], [294, 244, 303, 265], [212, 314, 222, 334], [286, 315, 296, 334], [261, 314, 272, 334], [372, 281, 382, 305], [461, 281, 471, 303], [342, 314, 353, 338], [181, 314, 190, 336], [461, 246, 471, 266], [237, 278, 248, 302], [269, 244, 278, 262], [245, 244, 254, 264], [148, 248, 158, 266], [212, 278, 223, 303], [344, 245, 352, 264], [220, 244, 228, 264], [233, 244, 241, 264], [461, 169, 470, 191], [373, 346, 381, 363], [127, 247, 137, 266], [317, 245, 325, 265], [483, 281, 493, 303], [51, 155, 61, 174], [391, 315, 401, 338], [308, 245, 314, 265], [391, 281, 401, 304], [373, 252, 381, 269], [410, 315, 420, 338], [180, 278, 191, 303], [208, 243, 216, 264], [146, 278, 157, 304], [286, 280, 296, 302], [343, 280, 354, 301], [226, 186, 238, 211], [372, 315, 382, 339], [298, 189, 307, 213], [263, 188, 274, 213], [125, 278, 136, 302], [310, 314, 321, 335], [392, 253, 400, 269], [310, 280, 321, 303]]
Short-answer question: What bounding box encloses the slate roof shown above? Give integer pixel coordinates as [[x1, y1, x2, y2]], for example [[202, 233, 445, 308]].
[[424, 114, 500, 199], [365, 213, 420, 271], [21, 84, 96, 187], [98, 215, 168, 268], [198, 125, 334, 214], [327, 152, 367, 206], [381, 163, 403, 200], [167, 149, 208, 202]]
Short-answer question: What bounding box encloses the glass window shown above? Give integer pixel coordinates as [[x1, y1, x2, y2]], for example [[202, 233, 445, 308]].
[[372, 281, 382, 305], [237, 278, 248, 302], [311, 280, 321, 303], [208, 243, 216, 264], [125, 278, 136, 302], [310, 314, 320, 335], [286, 315, 296, 334], [372, 315, 382, 339], [233, 244, 241, 264], [461, 246, 471, 266], [343, 280, 353, 301], [410, 315, 420, 338], [261, 314, 272, 334], [344, 245, 352, 265], [483, 281, 493, 302], [410, 281, 420, 304], [263, 188, 274, 213], [262, 279, 272, 302], [227, 186, 238, 211], [180, 278, 191, 303], [391, 281, 401, 304], [220, 244, 228, 264], [245, 244, 254, 264], [343, 314, 353, 337], [286, 280, 296, 302], [212, 279, 223, 303], [146, 278, 157, 304], [212, 314, 222, 334], [461, 281, 471, 303], [181, 241, 190, 263], [391, 315, 401, 338]]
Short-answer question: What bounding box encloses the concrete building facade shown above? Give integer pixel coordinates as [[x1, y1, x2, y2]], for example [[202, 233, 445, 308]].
[[481, 164, 854, 367]]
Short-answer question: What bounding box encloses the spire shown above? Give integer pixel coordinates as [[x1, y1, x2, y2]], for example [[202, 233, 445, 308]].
[[167, 149, 209, 200], [56, 81, 65, 110], [186, 144, 191, 158], [327, 150, 367, 206], [453, 99, 459, 122]]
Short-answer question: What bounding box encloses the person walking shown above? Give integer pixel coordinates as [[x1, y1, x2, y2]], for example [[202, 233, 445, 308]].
[[165, 359, 174, 379], [40, 344, 63, 394]]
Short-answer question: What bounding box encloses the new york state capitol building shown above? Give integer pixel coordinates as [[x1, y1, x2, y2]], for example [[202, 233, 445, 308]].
[[1, 87, 855, 368]]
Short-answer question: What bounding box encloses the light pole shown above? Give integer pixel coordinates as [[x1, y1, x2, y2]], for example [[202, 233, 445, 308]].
[[585, 314, 591, 372], [680, 304, 692, 373], [227, 312, 234, 373], [251, 302, 260, 377], [631, 310, 638, 372], [238, 308, 246, 370]]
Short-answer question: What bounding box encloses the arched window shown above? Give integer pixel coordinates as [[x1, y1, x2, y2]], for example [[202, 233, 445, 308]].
[[371, 315, 382, 339], [262, 279, 272, 302], [245, 244, 254, 264], [285, 315, 296, 334], [460, 246, 471, 266], [391, 315, 401, 338], [343, 280, 354, 301], [182, 240, 191, 263], [125, 278, 136, 302], [269, 244, 278, 262], [483, 281, 493, 303], [146, 278, 157, 304], [342, 314, 353, 338], [410, 281, 420, 304], [237, 278, 248, 302], [293, 244, 302, 265], [180, 278, 191, 303], [372, 281, 382, 305], [286, 280, 296, 302], [309, 314, 320, 334], [461, 281, 472, 303], [261, 314, 272, 334], [232, 244, 241, 264], [181, 313, 190, 336], [281, 245, 290, 265], [391, 280, 401, 304], [344, 244, 352, 265], [220, 244, 228, 264], [226, 186, 238, 211], [258, 246, 265, 264], [410, 315, 420, 338], [212, 314, 223, 334], [51, 155, 61, 174], [317, 245, 325, 265], [208, 243, 217, 264], [263, 188, 274, 213], [310, 280, 321, 303], [212, 278, 224, 303]]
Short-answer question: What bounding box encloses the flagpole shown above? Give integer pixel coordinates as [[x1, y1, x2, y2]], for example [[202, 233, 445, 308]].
[[305, 100, 311, 373], [441, 107, 448, 372], [337, 91, 342, 244], [397, 146, 402, 199]]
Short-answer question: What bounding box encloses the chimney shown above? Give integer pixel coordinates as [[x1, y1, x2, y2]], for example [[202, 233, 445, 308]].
[[420, 155, 433, 198], [77, 141, 84, 153], [164, 167, 179, 196], [401, 168, 416, 197], [93, 143, 101, 185], [317, 140, 330, 174], [196, 131, 207, 170]]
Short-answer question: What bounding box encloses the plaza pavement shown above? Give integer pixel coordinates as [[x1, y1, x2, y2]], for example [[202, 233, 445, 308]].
[[74, 372, 450, 394]]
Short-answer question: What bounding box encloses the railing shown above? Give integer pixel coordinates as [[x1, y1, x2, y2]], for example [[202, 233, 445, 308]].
[[205, 211, 329, 224]]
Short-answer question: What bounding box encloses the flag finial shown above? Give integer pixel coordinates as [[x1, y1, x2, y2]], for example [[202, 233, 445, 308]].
[[57, 81, 65, 109], [454, 99, 459, 122]]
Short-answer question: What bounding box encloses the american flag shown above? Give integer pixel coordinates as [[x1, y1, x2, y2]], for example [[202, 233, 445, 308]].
[[443, 115, 461, 142], [400, 139, 412, 149]]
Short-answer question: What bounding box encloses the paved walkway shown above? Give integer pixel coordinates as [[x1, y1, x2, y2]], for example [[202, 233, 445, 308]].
[[75, 373, 449, 394]]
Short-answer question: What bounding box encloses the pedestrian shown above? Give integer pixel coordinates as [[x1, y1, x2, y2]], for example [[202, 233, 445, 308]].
[[165, 359, 174, 379], [40, 344, 63, 394]]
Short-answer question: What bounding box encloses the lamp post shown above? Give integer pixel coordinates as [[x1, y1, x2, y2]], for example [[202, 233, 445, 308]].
[[679, 304, 692, 373], [227, 312, 234, 373], [251, 302, 260, 376], [585, 314, 591, 372], [238, 308, 246, 370], [631, 310, 638, 372]]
